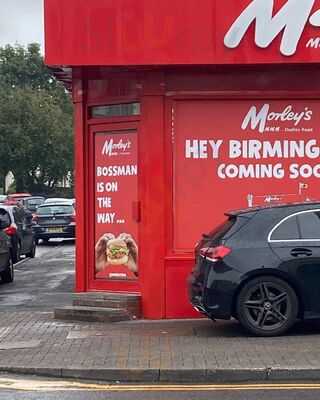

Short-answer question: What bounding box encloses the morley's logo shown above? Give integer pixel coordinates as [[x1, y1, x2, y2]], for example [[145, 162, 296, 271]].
[[102, 138, 131, 156], [224, 0, 320, 56], [242, 104, 313, 133]]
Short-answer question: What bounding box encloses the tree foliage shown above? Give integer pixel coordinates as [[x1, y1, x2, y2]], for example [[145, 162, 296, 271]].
[[0, 43, 73, 194]]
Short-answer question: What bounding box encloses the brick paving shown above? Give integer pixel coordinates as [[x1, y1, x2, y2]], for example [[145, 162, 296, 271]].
[[0, 311, 319, 381]]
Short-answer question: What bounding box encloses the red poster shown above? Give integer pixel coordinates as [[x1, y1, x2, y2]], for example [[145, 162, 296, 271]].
[[94, 131, 138, 280], [174, 100, 320, 250]]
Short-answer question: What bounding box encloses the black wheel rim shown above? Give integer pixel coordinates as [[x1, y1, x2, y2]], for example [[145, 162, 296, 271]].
[[243, 281, 290, 332]]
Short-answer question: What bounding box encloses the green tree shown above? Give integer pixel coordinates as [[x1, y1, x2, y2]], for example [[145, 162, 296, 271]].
[[0, 43, 73, 194]]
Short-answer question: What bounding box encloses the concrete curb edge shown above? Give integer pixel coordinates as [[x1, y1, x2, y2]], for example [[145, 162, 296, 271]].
[[0, 366, 320, 383]]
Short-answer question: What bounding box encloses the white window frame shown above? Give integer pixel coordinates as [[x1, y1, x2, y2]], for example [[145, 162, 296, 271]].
[[268, 209, 320, 243]]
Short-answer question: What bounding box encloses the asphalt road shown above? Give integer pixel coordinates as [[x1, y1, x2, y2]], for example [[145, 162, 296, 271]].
[[0, 239, 75, 310], [0, 377, 320, 399]]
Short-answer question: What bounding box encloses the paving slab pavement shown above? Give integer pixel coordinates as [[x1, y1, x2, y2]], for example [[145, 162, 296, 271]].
[[1, 241, 320, 383], [0, 311, 320, 383]]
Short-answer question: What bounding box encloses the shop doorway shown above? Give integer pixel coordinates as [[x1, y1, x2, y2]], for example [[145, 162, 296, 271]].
[[89, 123, 140, 292]]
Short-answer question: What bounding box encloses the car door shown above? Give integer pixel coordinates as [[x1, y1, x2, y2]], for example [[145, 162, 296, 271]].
[[0, 210, 11, 269], [20, 208, 34, 252], [13, 206, 31, 253], [268, 209, 320, 315]]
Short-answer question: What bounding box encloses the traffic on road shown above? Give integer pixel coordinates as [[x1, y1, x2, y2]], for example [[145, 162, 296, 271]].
[[0, 194, 75, 287]]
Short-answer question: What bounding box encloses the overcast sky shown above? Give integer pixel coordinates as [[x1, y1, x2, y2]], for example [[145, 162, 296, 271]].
[[0, 0, 44, 50]]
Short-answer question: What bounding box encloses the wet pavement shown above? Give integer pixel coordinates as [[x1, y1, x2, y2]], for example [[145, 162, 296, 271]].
[[0, 240, 74, 310]]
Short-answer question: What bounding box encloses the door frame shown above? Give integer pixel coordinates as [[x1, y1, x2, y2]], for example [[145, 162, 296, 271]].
[[87, 121, 140, 292]]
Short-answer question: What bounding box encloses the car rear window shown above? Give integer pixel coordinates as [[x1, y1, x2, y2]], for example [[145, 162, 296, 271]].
[[206, 218, 237, 243], [37, 205, 74, 215], [27, 198, 44, 207]]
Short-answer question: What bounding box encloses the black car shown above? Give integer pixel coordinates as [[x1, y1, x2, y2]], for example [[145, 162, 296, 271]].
[[188, 202, 320, 337], [32, 202, 76, 243], [0, 208, 14, 283], [0, 205, 36, 263], [20, 196, 45, 213]]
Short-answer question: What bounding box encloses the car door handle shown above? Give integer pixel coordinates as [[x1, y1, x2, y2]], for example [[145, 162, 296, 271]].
[[290, 248, 312, 257]]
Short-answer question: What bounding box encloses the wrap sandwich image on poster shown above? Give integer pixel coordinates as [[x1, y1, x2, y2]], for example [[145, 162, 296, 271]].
[[95, 233, 138, 280]]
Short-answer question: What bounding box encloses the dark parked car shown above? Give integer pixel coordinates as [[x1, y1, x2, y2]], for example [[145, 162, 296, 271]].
[[32, 202, 76, 243], [0, 208, 14, 283], [189, 202, 320, 336], [0, 205, 36, 263], [20, 196, 45, 213]]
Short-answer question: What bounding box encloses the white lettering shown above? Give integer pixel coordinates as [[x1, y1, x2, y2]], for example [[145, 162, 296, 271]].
[[102, 138, 131, 156], [186, 140, 199, 159], [199, 140, 208, 159], [218, 163, 284, 179], [208, 140, 223, 159], [241, 104, 269, 133], [97, 213, 115, 224], [97, 197, 112, 208], [306, 37, 320, 48], [242, 104, 313, 133], [96, 165, 137, 177], [224, 0, 316, 56]]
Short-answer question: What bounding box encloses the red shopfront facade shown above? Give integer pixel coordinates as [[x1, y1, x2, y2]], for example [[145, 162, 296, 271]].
[[45, 0, 320, 319]]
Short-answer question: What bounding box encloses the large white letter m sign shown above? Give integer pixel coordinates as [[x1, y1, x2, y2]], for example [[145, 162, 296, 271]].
[[224, 0, 320, 56]]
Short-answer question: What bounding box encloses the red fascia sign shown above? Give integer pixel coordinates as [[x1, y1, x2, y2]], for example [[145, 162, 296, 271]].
[[45, 0, 320, 65], [173, 100, 320, 250]]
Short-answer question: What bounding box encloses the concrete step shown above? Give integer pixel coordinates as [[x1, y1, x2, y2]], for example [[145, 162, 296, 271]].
[[54, 306, 131, 323], [74, 292, 141, 302], [73, 292, 142, 319]]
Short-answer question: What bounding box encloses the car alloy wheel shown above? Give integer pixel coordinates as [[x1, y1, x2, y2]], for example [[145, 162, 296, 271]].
[[237, 276, 298, 336]]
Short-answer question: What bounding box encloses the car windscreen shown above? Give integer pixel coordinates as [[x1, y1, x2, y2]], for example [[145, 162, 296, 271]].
[[37, 205, 74, 215]]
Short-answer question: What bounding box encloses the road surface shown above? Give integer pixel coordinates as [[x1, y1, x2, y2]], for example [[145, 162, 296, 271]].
[[0, 239, 75, 310]]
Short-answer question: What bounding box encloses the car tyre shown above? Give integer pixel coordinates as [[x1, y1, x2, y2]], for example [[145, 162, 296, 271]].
[[42, 239, 49, 244], [1, 256, 14, 283], [26, 240, 36, 258], [236, 276, 298, 337]]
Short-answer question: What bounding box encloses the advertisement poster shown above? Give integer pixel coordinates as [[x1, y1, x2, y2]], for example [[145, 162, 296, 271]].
[[94, 131, 138, 280], [174, 100, 320, 251]]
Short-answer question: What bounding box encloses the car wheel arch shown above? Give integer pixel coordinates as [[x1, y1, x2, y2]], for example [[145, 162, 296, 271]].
[[232, 269, 304, 319]]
